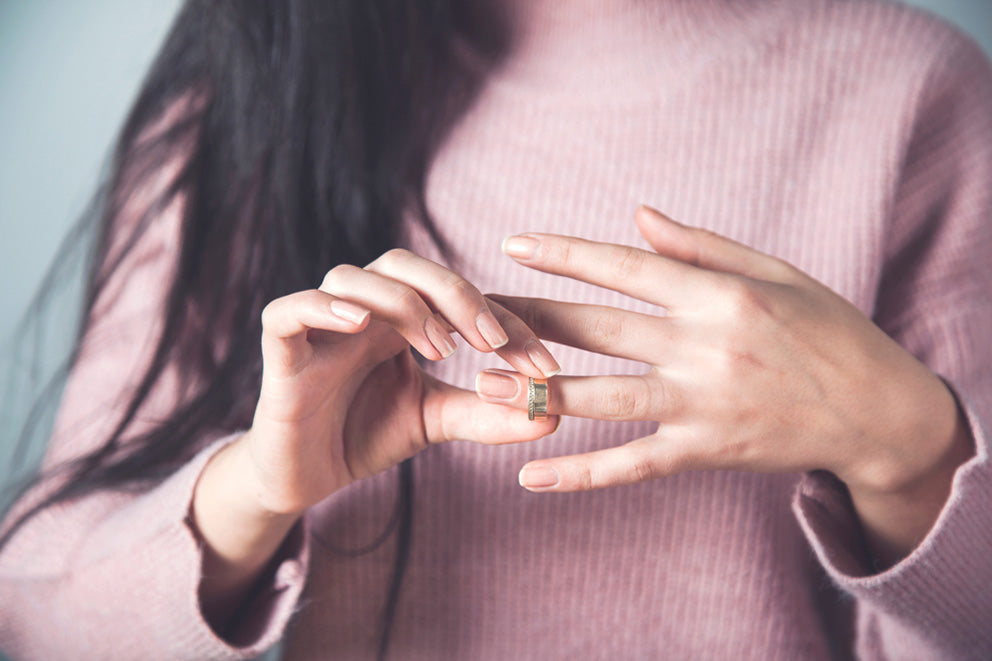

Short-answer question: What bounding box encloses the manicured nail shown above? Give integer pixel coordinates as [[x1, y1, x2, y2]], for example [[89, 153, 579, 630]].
[[525, 339, 561, 378], [425, 316, 456, 358], [475, 370, 519, 401], [476, 310, 509, 349], [502, 235, 540, 260], [330, 300, 370, 325], [519, 465, 560, 489], [639, 204, 681, 226]]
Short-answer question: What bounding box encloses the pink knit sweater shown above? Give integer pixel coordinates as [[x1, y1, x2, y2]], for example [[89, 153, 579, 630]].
[[2, 1, 991, 659]]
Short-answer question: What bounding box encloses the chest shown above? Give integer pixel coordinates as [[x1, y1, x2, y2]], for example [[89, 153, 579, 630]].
[[406, 72, 900, 319]]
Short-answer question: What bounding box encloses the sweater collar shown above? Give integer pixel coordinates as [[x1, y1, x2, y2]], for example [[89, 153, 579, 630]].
[[457, 0, 795, 101]]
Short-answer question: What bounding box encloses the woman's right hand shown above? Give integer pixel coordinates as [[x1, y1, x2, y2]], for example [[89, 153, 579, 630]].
[[192, 249, 560, 634], [240, 248, 562, 515]]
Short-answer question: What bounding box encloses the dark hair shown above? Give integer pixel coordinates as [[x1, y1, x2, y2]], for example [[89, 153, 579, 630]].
[[0, 0, 492, 656]]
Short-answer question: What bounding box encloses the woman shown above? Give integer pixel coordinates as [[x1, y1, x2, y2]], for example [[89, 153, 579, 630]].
[[1, 0, 990, 659]]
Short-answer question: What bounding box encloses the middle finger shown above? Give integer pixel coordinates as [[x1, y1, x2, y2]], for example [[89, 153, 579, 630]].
[[489, 294, 679, 365]]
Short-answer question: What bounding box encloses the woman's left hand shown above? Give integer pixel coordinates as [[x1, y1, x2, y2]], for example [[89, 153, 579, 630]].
[[481, 205, 973, 564]]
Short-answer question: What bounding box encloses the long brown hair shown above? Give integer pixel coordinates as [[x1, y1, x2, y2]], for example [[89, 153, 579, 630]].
[[1, 0, 480, 656]]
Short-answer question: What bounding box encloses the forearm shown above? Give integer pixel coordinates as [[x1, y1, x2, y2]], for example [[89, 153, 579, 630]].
[[846, 398, 975, 570], [190, 434, 303, 636]]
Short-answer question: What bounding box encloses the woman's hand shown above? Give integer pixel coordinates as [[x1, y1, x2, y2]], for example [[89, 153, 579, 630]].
[[193, 250, 562, 631], [480, 205, 974, 565], [240, 248, 561, 516]]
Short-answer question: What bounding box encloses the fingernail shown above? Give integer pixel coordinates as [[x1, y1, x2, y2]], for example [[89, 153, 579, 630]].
[[502, 235, 540, 260], [476, 310, 509, 349], [639, 204, 681, 226], [330, 300, 370, 325], [425, 316, 456, 358], [475, 370, 519, 401], [525, 339, 561, 378], [519, 465, 559, 489]]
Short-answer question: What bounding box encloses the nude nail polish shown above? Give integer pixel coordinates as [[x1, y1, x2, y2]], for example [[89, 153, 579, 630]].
[[525, 339, 561, 378], [329, 300, 370, 324], [476, 310, 509, 349], [502, 235, 540, 260], [475, 370, 519, 400], [424, 316, 456, 358], [519, 465, 559, 489]]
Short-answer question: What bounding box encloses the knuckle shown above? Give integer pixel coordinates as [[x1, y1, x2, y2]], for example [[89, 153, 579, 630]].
[[719, 279, 768, 320], [647, 374, 682, 419], [320, 264, 359, 290], [626, 451, 656, 484], [374, 248, 413, 272], [687, 228, 719, 268], [710, 338, 753, 382], [390, 285, 424, 317], [545, 239, 572, 269], [589, 311, 624, 349], [575, 463, 594, 491], [602, 380, 648, 420], [440, 272, 481, 307], [260, 299, 280, 331], [614, 245, 647, 278]]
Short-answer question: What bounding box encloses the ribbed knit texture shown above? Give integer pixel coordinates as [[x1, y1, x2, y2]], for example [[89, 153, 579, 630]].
[[2, 1, 991, 659]]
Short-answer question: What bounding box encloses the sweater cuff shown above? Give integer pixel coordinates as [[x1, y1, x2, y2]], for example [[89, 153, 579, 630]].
[[792, 388, 992, 652], [88, 433, 311, 659]]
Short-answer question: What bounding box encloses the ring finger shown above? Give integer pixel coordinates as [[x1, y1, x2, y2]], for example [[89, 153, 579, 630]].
[[488, 295, 679, 365], [474, 369, 681, 423]]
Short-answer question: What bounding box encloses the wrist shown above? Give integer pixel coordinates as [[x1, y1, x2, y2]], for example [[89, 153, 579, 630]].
[[841, 370, 972, 496], [849, 402, 972, 503], [212, 431, 308, 519], [841, 387, 974, 568], [191, 436, 302, 566], [191, 435, 304, 634]]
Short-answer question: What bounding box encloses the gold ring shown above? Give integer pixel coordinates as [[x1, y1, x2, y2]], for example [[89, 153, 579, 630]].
[[528, 377, 548, 421]]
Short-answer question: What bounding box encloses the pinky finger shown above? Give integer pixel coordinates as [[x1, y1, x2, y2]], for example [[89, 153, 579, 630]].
[[517, 435, 691, 492]]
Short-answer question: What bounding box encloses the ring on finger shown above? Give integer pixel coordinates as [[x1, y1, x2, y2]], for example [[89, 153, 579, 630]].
[[528, 377, 549, 421]]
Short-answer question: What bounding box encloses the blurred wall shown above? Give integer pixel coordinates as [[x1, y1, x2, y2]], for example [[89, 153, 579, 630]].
[[0, 0, 183, 345]]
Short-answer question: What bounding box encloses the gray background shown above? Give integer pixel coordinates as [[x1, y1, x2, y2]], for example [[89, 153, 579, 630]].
[[0, 0, 184, 489], [1, 0, 183, 345], [0, 3, 990, 455]]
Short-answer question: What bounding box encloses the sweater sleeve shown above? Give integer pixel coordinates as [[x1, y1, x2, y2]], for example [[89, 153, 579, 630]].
[[792, 29, 992, 661], [0, 155, 311, 660]]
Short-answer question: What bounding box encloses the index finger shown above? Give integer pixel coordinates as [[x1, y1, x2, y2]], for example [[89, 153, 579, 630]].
[[501, 233, 721, 310]]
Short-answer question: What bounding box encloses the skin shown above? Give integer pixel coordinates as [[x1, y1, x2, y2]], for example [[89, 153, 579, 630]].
[[479, 204, 974, 570], [190, 248, 561, 634], [191, 205, 973, 636]]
